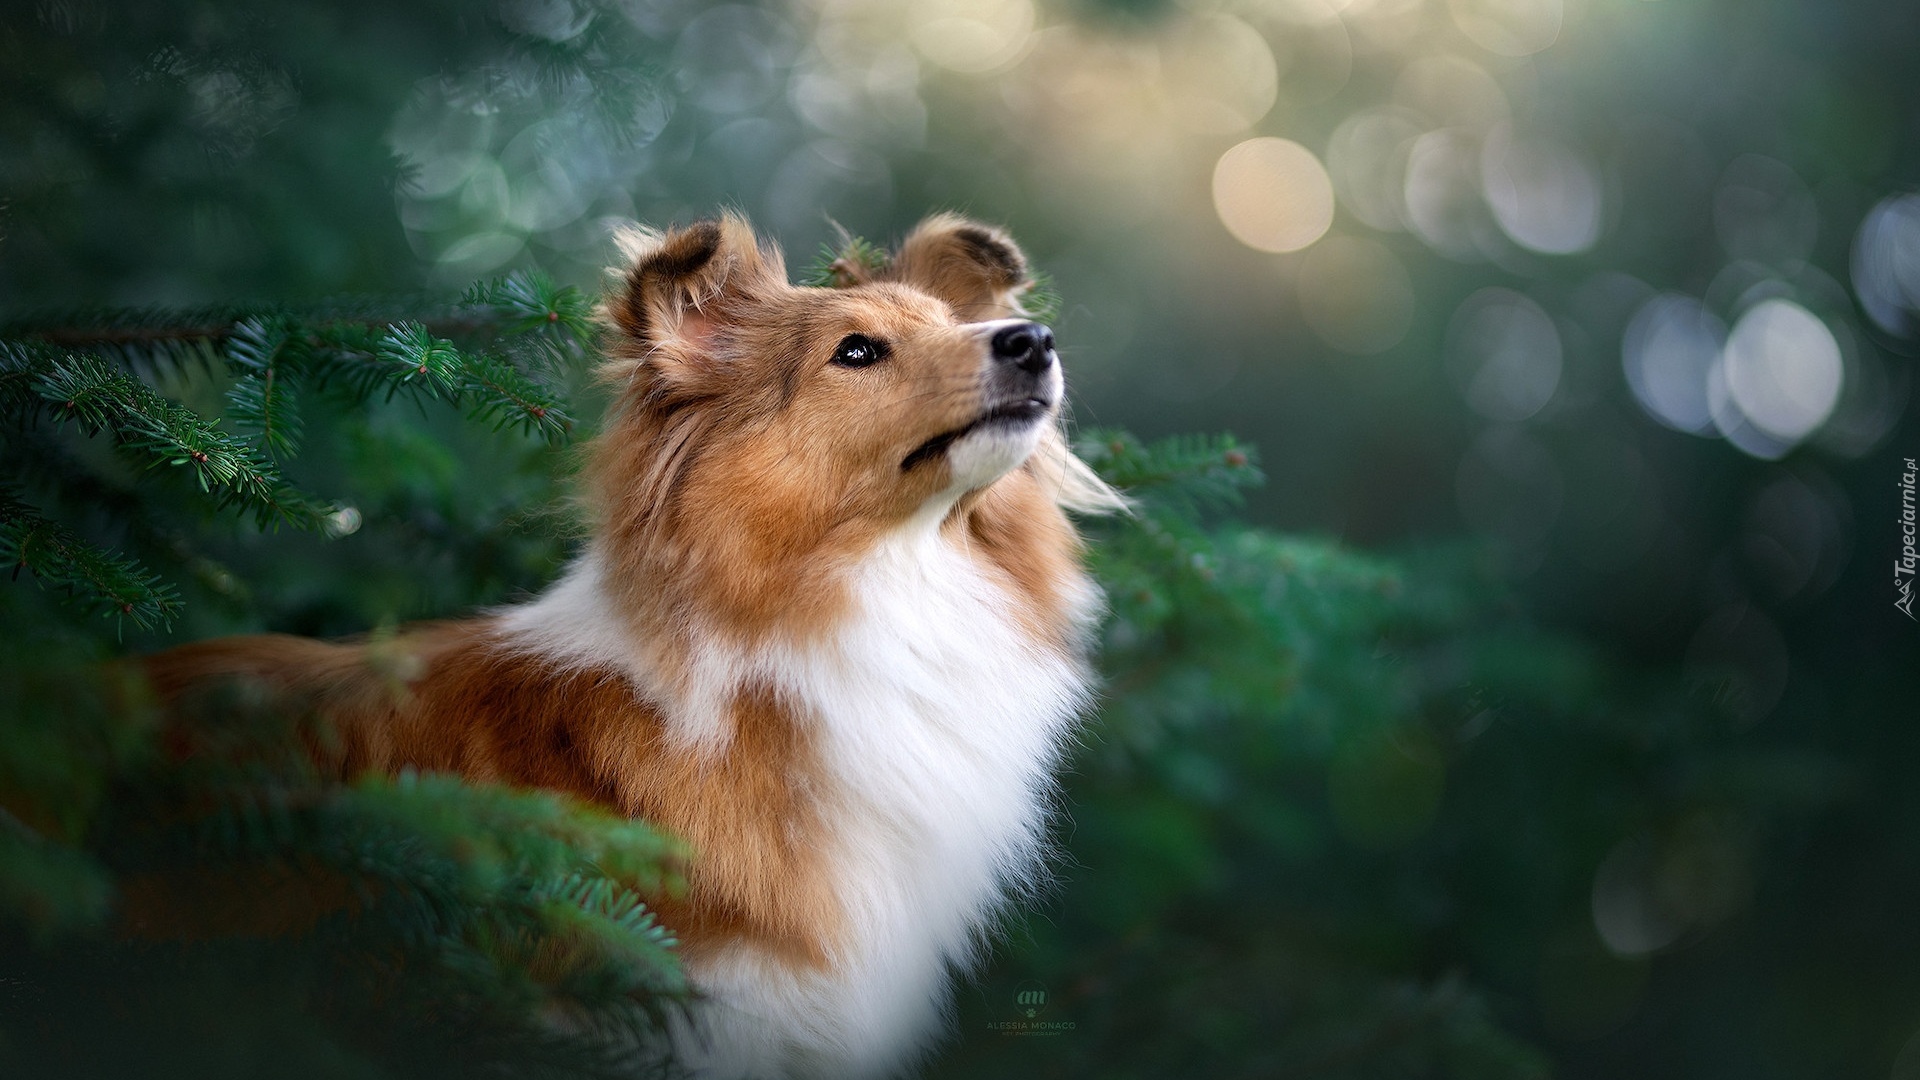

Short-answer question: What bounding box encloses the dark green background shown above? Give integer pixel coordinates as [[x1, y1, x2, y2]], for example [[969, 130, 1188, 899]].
[[4, 1, 1919, 1076]]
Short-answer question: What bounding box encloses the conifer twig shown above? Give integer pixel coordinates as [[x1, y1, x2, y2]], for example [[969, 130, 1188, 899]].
[[0, 492, 183, 628], [2, 342, 327, 529]]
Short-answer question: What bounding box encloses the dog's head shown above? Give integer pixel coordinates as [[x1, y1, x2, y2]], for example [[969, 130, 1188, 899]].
[[593, 213, 1120, 563]]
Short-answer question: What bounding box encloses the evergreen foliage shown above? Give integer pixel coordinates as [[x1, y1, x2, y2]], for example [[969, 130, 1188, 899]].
[[0, 271, 589, 630], [0, 275, 685, 1076], [801, 235, 891, 290], [0, 491, 183, 630]]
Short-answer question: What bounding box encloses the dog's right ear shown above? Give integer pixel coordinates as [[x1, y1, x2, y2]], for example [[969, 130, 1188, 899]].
[[605, 214, 783, 397], [884, 213, 1032, 322]]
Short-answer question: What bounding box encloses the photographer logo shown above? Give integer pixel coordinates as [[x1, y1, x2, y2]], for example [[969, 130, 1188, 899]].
[[987, 980, 1076, 1037]]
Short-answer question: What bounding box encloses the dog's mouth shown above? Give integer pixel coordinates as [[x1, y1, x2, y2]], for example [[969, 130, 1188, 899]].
[[900, 396, 1054, 472]]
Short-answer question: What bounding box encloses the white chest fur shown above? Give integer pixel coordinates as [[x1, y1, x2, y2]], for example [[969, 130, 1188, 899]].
[[501, 532, 1096, 1078], [685, 529, 1092, 1077]]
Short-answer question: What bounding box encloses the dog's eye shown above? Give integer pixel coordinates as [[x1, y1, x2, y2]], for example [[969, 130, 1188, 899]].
[[830, 333, 888, 369]]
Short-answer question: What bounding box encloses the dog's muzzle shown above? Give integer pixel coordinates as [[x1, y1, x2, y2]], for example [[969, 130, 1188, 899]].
[[899, 321, 1061, 473]]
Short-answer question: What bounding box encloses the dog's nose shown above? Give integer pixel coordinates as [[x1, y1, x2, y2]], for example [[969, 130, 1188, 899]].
[[991, 322, 1055, 376]]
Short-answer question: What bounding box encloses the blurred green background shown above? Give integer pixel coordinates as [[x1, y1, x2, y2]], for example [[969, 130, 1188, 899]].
[[5, 0, 1920, 1076]]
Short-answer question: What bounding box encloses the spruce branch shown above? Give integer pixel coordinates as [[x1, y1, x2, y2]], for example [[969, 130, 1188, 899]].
[[459, 351, 576, 442], [223, 316, 306, 458], [802, 235, 889, 288], [1079, 430, 1263, 515], [1020, 271, 1064, 326], [461, 269, 597, 349], [25, 321, 235, 346], [545, 873, 678, 954], [3, 342, 328, 529], [378, 323, 573, 443], [0, 426, 251, 608], [380, 321, 470, 398], [3, 281, 564, 373], [4, 306, 244, 378], [0, 492, 182, 629], [295, 319, 419, 402], [3, 273, 595, 445]]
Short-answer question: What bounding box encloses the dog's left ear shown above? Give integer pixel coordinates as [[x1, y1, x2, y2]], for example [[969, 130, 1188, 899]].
[[884, 213, 1033, 322]]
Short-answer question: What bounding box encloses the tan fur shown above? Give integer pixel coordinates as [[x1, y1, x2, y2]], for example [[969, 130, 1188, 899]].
[[143, 212, 1112, 972]]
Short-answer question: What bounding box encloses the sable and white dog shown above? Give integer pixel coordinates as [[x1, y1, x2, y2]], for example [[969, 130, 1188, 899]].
[[146, 212, 1121, 1077]]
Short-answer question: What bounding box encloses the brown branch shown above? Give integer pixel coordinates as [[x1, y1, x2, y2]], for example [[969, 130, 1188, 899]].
[[24, 314, 499, 350], [32, 325, 233, 347]]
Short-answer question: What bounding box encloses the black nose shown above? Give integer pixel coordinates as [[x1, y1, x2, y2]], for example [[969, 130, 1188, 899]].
[[991, 322, 1055, 376]]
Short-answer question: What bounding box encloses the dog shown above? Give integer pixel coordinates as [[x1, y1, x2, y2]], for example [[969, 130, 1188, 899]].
[[143, 212, 1123, 1077]]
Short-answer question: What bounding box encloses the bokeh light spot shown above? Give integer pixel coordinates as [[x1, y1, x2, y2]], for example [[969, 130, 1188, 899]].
[[1851, 192, 1920, 337], [910, 0, 1035, 74], [1403, 128, 1492, 262], [501, 119, 594, 232], [1258, 1, 1354, 103], [323, 505, 363, 539], [1446, 287, 1563, 421], [1447, 0, 1564, 56], [1721, 298, 1842, 443], [498, 0, 593, 44], [1622, 293, 1724, 435], [673, 5, 800, 114], [1591, 836, 1690, 955], [1592, 818, 1752, 958], [1481, 121, 1602, 255], [1212, 137, 1335, 254], [432, 231, 524, 285], [1707, 355, 1794, 461], [1160, 14, 1278, 133], [1813, 318, 1907, 457], [765, 139, 894, 247], [1326, 107, 1422, 232], [1392, 54, 1509, 130], [1894, 1027, 1920, 1080]]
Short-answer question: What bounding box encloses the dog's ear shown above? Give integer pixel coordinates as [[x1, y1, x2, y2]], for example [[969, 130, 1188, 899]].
[[606, 214, 784, 393], [884, 213, 1033, 322]]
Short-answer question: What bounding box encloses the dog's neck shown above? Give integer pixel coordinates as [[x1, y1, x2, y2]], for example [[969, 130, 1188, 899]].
[[496, 484, 1094, 741]]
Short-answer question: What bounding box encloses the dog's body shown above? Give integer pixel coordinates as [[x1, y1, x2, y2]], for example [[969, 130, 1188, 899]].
[[145, 213, 1120, 1077]]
